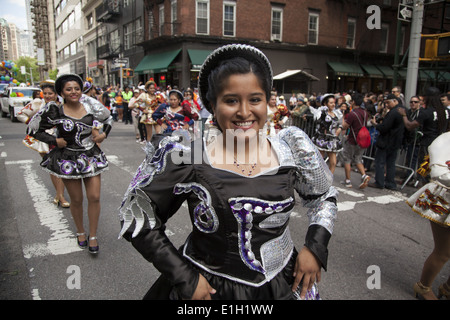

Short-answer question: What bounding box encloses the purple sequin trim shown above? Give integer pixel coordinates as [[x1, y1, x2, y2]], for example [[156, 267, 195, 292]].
[[229, 197, 293, 274], [174, 183, 218, 233]]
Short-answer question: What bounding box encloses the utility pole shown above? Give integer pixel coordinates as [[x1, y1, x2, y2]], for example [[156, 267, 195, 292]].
[[405, 0, 425, 104]]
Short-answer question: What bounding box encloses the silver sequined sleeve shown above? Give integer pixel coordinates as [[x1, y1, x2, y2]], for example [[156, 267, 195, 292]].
[[279, 126, 337, 234], [81, 95, 113, 127]]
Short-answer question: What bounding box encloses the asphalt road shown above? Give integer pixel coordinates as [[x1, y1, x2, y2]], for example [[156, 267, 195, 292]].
[[0, 116, 448, 301]]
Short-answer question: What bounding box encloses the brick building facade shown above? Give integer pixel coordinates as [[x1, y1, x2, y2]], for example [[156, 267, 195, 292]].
[[90, 0, 449, 95]]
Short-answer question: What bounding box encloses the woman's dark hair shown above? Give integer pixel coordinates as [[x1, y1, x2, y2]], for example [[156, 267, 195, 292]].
[[55, 74, 83, 96], [424, 87, 448, 133], [321, 94, 335, 107], [32, 90, 40, 99], [339, 102, 350, 115], [41, 83, 56, 94], [205, 57, 271, 112], [60, 76, 82, 90]]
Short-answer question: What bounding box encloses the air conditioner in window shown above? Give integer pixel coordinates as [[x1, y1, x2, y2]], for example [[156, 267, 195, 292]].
[[272, 34, 281, 42]]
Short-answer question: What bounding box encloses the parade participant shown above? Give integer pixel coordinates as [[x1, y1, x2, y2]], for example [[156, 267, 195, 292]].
[[407, 131, 449, 300], [309, 94, 343, 174], [138, 80, 164, 142], [20, 80, 70, 208], [118, 44, 337, 300], [27, 74, 113, 254], [182, 88, 201, 135], [182, 88, 201, 117], [128, 89, 145, 143], [266, 93, 290, 136], [152, 89, 199, 135], [83, 77, 97, 98]]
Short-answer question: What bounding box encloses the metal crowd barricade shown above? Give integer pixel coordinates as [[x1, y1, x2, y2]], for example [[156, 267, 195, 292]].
[[291, 113, 421, 190], [361, 130, 420, 190], [291, 113, 316, 138]]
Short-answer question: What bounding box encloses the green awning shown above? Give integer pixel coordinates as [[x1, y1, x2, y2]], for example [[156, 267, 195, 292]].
[[327, 62, 364, 77], [360, 64, 384, 78], [376, 65, 394, 79], [188, 49, 212, 70], [397, 69, 407, 79], [135, 49, 181, 74]]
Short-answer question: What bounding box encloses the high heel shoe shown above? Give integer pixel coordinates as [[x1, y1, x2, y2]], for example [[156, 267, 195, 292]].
[[76, 232, 88, 249], [88, 236, 99, 254], [60, 200, 70, 208], [53, 197, 70, 208], [413, 282, 434, 300], [438, 283, 450, 300]]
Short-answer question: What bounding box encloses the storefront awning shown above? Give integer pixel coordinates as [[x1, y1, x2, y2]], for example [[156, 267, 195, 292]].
[[188, 49, 212, 70], [135, 49, 181, 74], [376, 65, 394, 79], [327, 62, 364, 77], [273, 69, 320, 81], [360, 65, 384, 78]]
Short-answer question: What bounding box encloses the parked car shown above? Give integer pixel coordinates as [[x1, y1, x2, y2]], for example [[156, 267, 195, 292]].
[[0, 86, 41, 122], [0, 83, 9, 97]]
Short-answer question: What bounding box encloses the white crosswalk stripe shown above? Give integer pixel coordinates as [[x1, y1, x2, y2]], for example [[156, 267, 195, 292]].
[[8, 160, 83, 258]]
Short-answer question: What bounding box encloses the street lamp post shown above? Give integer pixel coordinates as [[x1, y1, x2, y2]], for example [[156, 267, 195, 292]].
[[405, 0, 425, 104]]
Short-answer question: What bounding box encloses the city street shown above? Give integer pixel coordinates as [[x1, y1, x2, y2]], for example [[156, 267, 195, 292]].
[[0, 116, 448, 301]]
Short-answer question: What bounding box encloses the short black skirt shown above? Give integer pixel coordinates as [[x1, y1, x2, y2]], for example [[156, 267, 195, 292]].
[[40, 144, 108, 179]]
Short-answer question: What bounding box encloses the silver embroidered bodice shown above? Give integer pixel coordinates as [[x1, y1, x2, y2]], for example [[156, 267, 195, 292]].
[[119, 126, 337, 287], [27, 95, 113, 151]]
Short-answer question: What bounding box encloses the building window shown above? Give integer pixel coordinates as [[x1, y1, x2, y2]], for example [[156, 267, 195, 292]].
[[135, 18, 143, 44], [223, 1, 236, 37], [87, 13, 94, 30], [64, 46, 70, 59], [87, 40, 96, 61], [124, 22, 133, 50], [68, 12, 75, 28], [271, 7, 283, 41], [196, 0, 209, 35], [346, 18, 356, 49], [171, 0, 177, 35], [159, 4, 165, 36], [380, 23, 389, 53], [62, 19, 68, 33], [70, 42, 77, 56], [308, 12, 319, 45], [110, 29, 120, 53]]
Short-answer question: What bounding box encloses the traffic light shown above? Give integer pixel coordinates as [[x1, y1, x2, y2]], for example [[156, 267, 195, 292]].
[[122, 68, 134, 78], [421, 32, 450, 61]]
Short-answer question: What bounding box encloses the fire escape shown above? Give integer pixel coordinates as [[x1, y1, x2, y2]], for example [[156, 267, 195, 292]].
[[96, 0, 121, 59]]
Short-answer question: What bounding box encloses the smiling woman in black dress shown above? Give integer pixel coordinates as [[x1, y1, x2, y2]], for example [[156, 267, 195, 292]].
[[119, 44, 338, 300]]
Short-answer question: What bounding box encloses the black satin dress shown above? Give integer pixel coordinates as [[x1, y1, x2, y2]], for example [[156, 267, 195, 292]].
[[27, 95, 113, 179], [119, 126, 338, 300]]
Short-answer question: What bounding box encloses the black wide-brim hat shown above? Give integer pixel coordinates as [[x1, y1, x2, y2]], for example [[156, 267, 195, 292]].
[[198, 44, 273, 114], [55, 73, 83, 96]]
